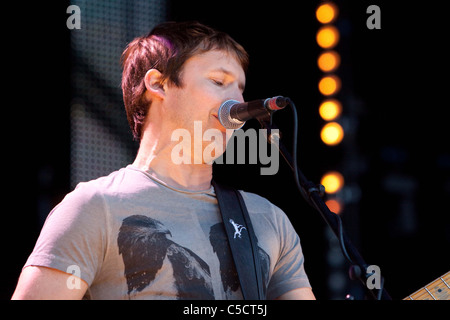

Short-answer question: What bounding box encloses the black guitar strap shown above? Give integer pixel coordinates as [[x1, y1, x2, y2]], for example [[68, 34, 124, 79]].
[[212, 180, 265, 300]]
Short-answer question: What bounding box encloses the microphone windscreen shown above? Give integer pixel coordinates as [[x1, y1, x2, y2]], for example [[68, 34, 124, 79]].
[[218, 100, 246, 130]]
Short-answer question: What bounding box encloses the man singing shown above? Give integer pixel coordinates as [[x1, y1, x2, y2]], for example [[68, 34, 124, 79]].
[[12, 21, 315, 300]]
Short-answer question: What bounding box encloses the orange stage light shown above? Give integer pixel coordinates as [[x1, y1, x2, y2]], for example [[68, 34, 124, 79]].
[[325, 198, 343, 215], [321, 171, 345, 194], [316, 25, 340, 49], [318, 51, 340, 72], [318, 75, 341, 96], [319, 99, 342, 121], [316, 2, 338, 24], [320, 122, 344, 146]]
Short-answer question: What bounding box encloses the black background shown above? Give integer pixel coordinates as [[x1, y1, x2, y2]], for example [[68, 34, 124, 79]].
[[3, 1, 449, 300]]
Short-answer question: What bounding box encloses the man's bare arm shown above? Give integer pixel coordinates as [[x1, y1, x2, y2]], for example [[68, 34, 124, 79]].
[[276, 287, 316, 300], [11, 266, 88, 300]]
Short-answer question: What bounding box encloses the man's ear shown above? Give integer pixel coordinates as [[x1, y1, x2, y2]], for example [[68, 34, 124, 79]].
[[143, 69, 166, 100]]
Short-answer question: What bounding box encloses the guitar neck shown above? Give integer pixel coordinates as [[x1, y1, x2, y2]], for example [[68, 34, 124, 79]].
[[404, 271, 450, 300]]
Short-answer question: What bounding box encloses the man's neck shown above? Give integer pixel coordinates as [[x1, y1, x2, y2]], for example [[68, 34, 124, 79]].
[[133, 129, 213, 192]]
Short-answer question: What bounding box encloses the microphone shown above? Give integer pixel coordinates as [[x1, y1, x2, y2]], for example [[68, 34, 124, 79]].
[[218, 96, 289, 129]]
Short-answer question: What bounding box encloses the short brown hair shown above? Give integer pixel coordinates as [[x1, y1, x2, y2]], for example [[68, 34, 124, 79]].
[[121, 21, 249, 140]]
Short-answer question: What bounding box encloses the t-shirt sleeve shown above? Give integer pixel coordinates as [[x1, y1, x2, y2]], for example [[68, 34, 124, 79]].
[[266, 205, 311, 299], [24, 182, 108, 286], [239, 191, 312, 300]]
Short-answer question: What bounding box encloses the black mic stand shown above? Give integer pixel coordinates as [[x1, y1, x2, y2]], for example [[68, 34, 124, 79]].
[[256, 100, 391, 300]]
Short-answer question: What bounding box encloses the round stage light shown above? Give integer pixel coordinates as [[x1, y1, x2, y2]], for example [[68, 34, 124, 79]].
[[316, 2, 338, 24], [319, 99, 342, 121], [321, 171, 345, 194], [320, 122, 344, 145], [318, 51, 340, 72], [325, 198, 343, 215], [316, 25, 340, 49], [318, 75, 341, 96]]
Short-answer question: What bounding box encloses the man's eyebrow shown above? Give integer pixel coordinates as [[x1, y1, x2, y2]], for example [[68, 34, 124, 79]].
[[210, 67, 232, 75], [210, 67, 246, 92]]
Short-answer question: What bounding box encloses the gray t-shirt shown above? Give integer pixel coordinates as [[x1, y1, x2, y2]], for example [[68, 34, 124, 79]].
[[24, 165, 310, 300]]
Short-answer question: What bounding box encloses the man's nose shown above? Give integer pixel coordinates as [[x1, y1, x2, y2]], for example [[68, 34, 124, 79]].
[[229, 87, 244, 104]]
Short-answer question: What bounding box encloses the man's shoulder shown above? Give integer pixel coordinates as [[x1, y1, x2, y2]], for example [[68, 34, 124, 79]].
[[238, 190, 272, 207], [72, 165, 153, 196], [237, 190, 284, 218], [237, 189, 298, 233]]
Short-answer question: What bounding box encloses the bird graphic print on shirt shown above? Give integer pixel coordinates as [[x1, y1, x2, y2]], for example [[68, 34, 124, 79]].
[[117, 215, 270, 300]]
